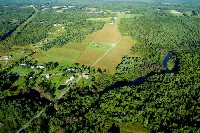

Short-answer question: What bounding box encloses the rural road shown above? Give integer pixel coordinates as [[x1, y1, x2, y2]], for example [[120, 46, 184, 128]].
[[16, 108, 46, 133], [16, 75, 82, 133], [16, 19, 121, 133], [91, 21, 122, 67]]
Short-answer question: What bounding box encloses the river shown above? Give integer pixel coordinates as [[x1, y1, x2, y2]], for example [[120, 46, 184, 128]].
[[96, 51, 179, 106]]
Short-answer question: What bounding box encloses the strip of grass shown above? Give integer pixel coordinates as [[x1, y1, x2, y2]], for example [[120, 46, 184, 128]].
[[87, 42, 113, 51]]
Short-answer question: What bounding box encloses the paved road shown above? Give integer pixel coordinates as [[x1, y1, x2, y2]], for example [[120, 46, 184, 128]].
[[16, 75, 82, 133], [16, 108, 46, 133], [91, 22, 122, 67]]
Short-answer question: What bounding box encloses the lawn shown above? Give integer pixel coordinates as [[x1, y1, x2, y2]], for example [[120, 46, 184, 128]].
[[87, 42, 113, 51], [31, 45, 83, 66], [0, 49, 32, 71], [11, 66, 32, 76]]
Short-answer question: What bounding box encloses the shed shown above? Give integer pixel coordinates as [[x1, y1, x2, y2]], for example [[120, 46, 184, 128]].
[[45, 74, 52, 79], [82, 73, 90, 79]]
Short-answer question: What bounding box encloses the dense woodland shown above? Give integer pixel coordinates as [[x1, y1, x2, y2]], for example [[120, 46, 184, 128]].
[[0, 6, 34, 41], [0, 0, 200, 133]]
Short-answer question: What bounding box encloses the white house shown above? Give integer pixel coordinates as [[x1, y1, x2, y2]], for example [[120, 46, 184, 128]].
[[65, 76, 74, 84], [68, 68, 75, 72], [36, 66, 44, 69], [82, 73, 90, 79], [45, 74, 52, 79]]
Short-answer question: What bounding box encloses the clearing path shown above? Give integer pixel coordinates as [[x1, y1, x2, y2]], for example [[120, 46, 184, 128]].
[[77, 15, 136, 73], [1, 7, 38, 44]]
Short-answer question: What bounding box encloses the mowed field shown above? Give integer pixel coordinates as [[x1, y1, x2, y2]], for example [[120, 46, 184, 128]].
[[76, 23, 120, 66], [77, 21, 136, 74], [30, 23, 118, 66], [92, 24, 119, 44], [30, 32, 93, 65], [30, 45, 82, 66], [95, 36, 136, 74]]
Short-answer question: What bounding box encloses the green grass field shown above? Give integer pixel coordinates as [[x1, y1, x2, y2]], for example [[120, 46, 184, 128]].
[[87, 42, 113, 51], [31, 46, 82, 66]]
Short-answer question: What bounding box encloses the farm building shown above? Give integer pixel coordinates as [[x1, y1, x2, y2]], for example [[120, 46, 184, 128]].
[[45, 74, 52, 79], [82, 73, 90, 79], [68, 68, 75, 72], [36, 65, 44, 69]]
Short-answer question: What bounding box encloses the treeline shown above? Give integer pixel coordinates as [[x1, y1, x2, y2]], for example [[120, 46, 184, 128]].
[[41, 20, 104, 50], [0, 5, 34, 41], [120, 10, 200, 61], [10, 8, 104, 47], [0, 89, 50, 133]]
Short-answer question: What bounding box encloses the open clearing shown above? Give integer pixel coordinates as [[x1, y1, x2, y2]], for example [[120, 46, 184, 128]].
[[76, 23, 120, 66], [117, 13, 143, 24], [31, 15, 136, 73], [76, 50, 105, 66], [30, 43, 83, 66], [168, 10, 183, 16], [87, 42, 113, 51], [95, 36, 136, 74], [92, 24, 120, 43], [30, 25, 100, 65]]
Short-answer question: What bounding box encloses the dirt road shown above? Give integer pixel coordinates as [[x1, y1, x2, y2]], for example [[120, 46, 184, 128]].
[[91, 22, 122, 67]]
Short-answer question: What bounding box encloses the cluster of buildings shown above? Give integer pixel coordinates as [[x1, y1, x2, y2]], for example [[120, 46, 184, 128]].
[[0, 55, 13, 62]]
